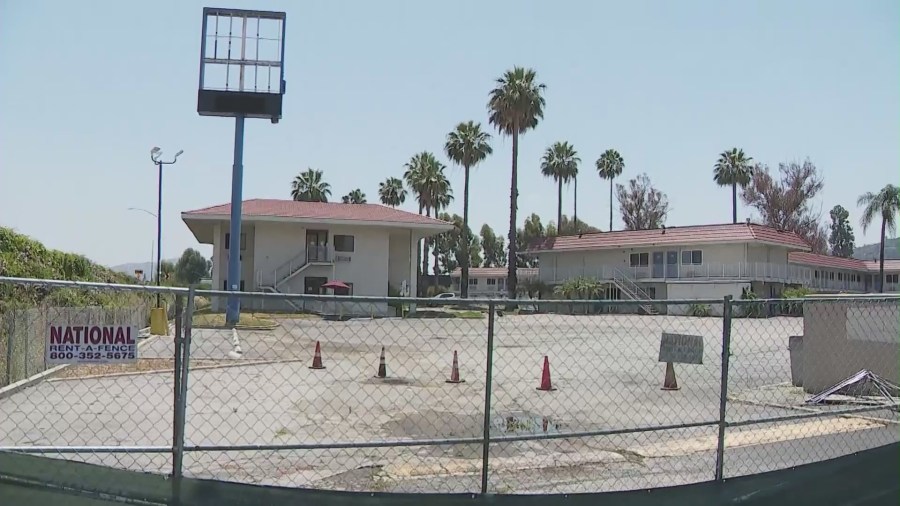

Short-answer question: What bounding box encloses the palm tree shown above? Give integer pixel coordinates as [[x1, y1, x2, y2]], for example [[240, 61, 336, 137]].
[[378, 177, 407, 207], [290, 168, 331, 202], [858, 184, 900, 293], [445, 121, 493, 298], [595, 149, 625, 231], [404, 152, 453, 290], [713, 148, 754, 224], [540, 141, 580, 230], [341, 189, 367, 204], [488, 67, 547, 299]]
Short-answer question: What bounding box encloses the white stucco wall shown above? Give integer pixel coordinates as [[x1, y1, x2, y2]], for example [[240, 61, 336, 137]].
[[253, 221, 307, 288], [388, 232, 413, 292], [215, 224, 255, 291]]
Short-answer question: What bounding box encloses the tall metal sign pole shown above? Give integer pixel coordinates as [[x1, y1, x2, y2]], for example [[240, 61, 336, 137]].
[[197, 7, 287, 325]]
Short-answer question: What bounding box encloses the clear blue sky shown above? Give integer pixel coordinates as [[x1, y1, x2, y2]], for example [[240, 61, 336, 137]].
[[1, 0, 898, 267]]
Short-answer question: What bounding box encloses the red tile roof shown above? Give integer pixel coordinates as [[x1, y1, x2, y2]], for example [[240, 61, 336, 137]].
[[788, 252, 900, 273], [451, 267, 538, 278], [788, 252, 866, 270], [527, 223, 810, 253], [182, 199, 451, 227]]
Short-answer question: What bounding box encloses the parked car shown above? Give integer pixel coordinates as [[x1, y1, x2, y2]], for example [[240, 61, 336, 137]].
[[432, 292, 457, 299]]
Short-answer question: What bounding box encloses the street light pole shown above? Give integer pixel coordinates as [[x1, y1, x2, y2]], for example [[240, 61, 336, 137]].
[[150, 147, 183, 308]]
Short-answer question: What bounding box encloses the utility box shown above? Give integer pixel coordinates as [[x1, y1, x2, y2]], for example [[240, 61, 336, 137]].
[[197, 8, 286, 122]]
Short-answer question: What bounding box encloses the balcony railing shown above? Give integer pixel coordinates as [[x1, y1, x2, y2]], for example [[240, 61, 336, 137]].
[[539, 262, 869, 291]]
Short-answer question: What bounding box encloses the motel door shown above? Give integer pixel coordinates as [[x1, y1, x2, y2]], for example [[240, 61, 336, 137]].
[[652, 252, 665, 278], [666, 250, 679, 278], [306, 230, 328, 262]]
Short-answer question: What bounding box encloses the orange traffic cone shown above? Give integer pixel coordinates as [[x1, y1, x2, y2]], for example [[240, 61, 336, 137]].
[[309, 341, 325, 370], [536, 356, 556, 391], [375, 346, 387, 378], [445, 350, 465, 384], [661, 361, 680, 391]]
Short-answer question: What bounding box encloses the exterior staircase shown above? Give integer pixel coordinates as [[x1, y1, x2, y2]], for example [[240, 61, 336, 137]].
[[611, 268, 659, 315], [255, 247, 333, 312]]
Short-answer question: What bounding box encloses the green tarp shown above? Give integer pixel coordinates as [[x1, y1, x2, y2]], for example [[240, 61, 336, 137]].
[[1, 443, 898, 505]]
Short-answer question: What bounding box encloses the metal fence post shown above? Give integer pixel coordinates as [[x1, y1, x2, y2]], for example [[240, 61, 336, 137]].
[[172, 288, 194, 503], [172, 294, 184, 479], [715, 295, 733, 482], [4, 313, 12, 386], [480, 302, 496, 495]]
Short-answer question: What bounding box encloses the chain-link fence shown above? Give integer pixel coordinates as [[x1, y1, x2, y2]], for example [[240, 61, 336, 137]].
[[0, 276, 897, 495]]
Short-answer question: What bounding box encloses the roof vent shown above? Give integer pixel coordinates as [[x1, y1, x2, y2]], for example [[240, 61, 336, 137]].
[[746, 218, 751, 224], [661, 225, 666, 235], [578, 233, 583, 239]]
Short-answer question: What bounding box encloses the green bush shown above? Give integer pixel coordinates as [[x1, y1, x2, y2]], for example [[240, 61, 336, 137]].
[[688, 303, 712, 317], [778, 286, 812, 316]]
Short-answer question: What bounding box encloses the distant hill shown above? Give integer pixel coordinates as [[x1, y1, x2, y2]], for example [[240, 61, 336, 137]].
[[0, 227, 150, 308], [852, 237, 900, 261]]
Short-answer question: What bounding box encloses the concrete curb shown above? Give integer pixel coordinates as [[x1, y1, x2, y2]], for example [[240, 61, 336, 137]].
[[0, 324, 167, 400]]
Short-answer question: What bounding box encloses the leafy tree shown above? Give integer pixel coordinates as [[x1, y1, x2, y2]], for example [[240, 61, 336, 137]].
[[828, 205, 855, 258], [488, 66, 547, 299], [480, 224, 506, 267], [540, 141, 580, 229], [713, 148, 754, 224], [290, 168, 331, 202], [858, 184, 900, 292], [158, 260, 176, 284], [741, 159, 827, 253], [174, 248, 209, 285], [445, 121, 492, 298], [546, 215, 601, 236], [595, 149, 624, 231], [436, 213, 482, 274], [341, 189, 367, 204], [378, 177, 407, 207], [515, 213, 546, 268], [616, 173, 669, 230]]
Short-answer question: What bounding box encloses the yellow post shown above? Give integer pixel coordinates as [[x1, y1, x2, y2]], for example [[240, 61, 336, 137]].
[[150, 305, 168, 336]]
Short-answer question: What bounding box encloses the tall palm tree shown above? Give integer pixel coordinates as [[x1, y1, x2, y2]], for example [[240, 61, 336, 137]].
[[404, 152, 453, 290], [540, 141, 580, 230], [422, 159, 454, 288], [291, 168, 331, 202], [595, 149, 625, 231], [488, 67, 546, 299], [341, 189, 367, 204], [445, 121, 493, 298], [858, 184, 900, 293], [713, 148, 754, 224], [378, 177, 407, 207]]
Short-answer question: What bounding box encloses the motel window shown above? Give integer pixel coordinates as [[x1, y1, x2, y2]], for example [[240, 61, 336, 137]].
[[887, 274, 899, 284], [334, 235, 355, 252], [837, 273, 843, 281], [224, 233, 247, 251], [829, 272, 835, 280], [629, 253, 649, 267], [681, 250, 703, 265], [486, 279, 496, 285], [469, 278, 478, 286]]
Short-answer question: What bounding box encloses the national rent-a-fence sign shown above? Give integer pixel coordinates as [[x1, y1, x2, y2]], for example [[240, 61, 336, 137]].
[[46, 325, 139, 365]]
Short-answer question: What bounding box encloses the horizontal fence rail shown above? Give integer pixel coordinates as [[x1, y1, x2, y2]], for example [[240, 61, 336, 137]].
[[0, 276, 898, 495]]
